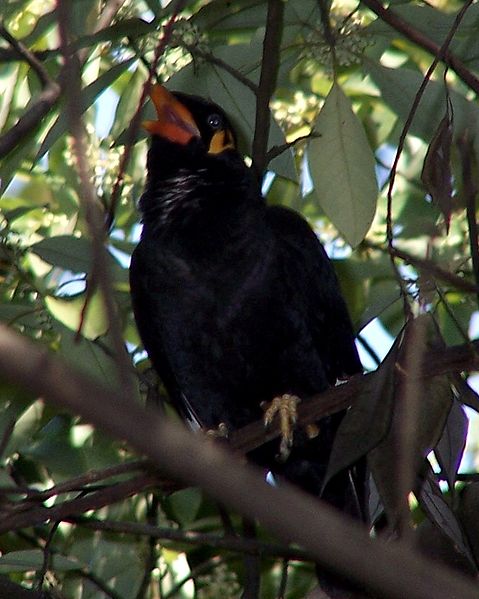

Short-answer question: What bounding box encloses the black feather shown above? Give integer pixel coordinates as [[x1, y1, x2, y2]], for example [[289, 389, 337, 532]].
[[130, 92, 365, 516]]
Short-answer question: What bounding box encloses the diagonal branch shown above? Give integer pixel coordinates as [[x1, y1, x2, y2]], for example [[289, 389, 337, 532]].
[[360, 0, 479, 96], [380, 0, 474, 320], [0, 1, 127, 159], [0, 324, 477, 598], [364, 241, 479, 295], [69, 516, 314, 562], [0, 23, 61, 159], [56, 0, 136, 400]]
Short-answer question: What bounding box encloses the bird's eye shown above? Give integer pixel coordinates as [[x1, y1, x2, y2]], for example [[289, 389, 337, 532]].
[[207, 114, 222, 129]]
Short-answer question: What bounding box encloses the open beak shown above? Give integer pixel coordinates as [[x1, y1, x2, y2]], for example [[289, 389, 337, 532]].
[[143, 84, 200, 144]]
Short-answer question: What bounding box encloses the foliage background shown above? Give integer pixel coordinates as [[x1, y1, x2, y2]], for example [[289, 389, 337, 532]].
[[0, 0, 479, 597]]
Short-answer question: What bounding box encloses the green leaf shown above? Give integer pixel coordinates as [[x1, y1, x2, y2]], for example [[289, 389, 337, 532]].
[[166, 488, 203, 526], [45, 292, 108, 340], [51, 322, 122, 390], [36, 58, 135, 160], [308, 82, 377, 247], [0, 550, 81, 573], [30, 235, 93, 273], [366, 61, 479, 145], [323, 329, 401, 488]]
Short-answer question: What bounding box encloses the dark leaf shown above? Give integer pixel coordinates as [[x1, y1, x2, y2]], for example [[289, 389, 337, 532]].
[[415, 519, 478, 577], [455, 376, 479, 413], [435, 398, 468, 491], [421, 101, 453, 232], [30, 235, 93, 273], [458, 482, 479, 565], [367, 316, 454, 524], [419, 465, 475, 567], [323, 329, 403, 488]]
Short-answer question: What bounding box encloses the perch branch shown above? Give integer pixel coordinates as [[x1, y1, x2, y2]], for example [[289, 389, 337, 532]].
[[0, 324, 477, 598]]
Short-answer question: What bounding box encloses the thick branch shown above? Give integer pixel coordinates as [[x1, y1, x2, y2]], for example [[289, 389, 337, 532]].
[[0, 324, 477, 599], [231, 339, 479, 454]]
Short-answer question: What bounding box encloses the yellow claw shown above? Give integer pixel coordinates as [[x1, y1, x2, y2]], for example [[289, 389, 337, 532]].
[[205, 422, 229, 439], [263, 394, 300, 458]]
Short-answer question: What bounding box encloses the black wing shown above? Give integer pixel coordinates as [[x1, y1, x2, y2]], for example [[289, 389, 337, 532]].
[[266, 204, 362, 384]]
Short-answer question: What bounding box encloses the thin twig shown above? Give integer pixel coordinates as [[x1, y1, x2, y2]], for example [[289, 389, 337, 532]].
[[360, 0, 479, 96], [265, 132, 318, 164], [0, 23, 51, 86], [364, 240, 479, 295], [0, 23, 61, 158], [70, 516, 314, 562], [0, 325, 477, 598], [457, 134, 479, 308], [106, 0, 188, 230], [381, 0, 474, 319], [0, 459, 148, 501], [163, 555, 223, 599], [35, 521, 60, 592], [0, 473, 160, 535], [56, 0, 135, 400], [182, 44, 258, 94], [17, 529, 123, 599]]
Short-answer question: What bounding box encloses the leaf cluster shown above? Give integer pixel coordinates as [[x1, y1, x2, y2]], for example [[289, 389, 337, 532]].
[[0, 0, 479, 597]]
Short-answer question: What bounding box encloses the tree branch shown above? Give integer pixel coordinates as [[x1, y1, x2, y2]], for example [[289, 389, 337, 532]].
[[0, 324, 477, 598], [252, 0, 284, 176], [56, 0, 136, 400], [106, 0, 188, 229], [360, 0, 479, 96], [0, 472, 160, 534], [364, 241, 479, 295], [457, 134, 479, 308], [0, 1, 126, 159], [69, 516, 314, 562], [0, 23, 61, 159]]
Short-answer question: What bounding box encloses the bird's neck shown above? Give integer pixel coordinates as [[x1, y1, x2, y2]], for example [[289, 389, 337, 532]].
[[139, 153, 263, 241]]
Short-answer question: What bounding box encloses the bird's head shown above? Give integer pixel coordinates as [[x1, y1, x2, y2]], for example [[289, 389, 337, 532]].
[[143, 84, 237, 156]]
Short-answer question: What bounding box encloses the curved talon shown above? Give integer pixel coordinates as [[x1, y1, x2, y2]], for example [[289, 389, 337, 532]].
[[263, 394, 300, 458], [205, 422, 229, 439]]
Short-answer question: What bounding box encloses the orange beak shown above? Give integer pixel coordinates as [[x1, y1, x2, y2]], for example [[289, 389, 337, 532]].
[[143, 84, 200, 144]]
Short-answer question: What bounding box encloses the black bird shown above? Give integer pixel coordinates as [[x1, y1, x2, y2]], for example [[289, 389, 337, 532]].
[[130, 85, 365, 516]]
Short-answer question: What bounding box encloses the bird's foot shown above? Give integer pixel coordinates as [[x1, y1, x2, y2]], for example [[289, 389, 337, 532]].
[[263, 394, 300, 459], [205, 422, 229, 439]]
